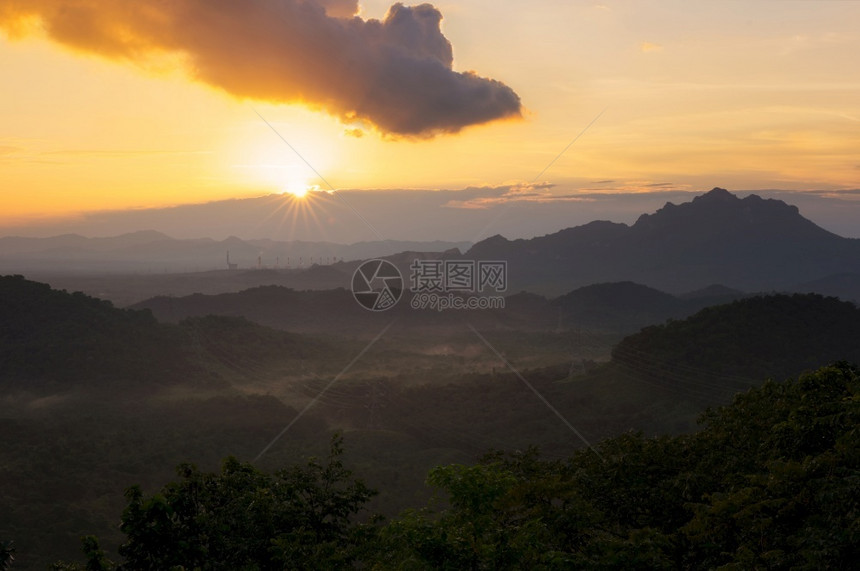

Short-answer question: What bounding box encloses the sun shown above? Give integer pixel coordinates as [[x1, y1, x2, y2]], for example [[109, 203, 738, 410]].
[[287, 185, 308, 198], [283, 178, 311, 198]]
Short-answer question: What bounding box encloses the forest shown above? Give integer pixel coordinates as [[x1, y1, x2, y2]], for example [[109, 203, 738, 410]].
[[2, 275, 859, 568], [22, 362, 860, 569]]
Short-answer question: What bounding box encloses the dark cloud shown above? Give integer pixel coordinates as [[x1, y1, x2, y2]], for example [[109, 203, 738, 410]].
[[0, 0, 522, 137], [315, 0, 360, 19]]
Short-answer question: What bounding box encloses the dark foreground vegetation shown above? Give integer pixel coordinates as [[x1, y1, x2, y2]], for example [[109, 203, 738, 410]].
[[36, 362, 859, 570], [3, 275, 860, 568]]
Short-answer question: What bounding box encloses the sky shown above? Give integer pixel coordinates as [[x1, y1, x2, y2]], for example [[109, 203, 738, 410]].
[[2, 0, 859, 240]]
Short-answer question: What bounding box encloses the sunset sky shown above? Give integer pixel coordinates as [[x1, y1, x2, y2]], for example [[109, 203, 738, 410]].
[[2, 0, 859, 237]]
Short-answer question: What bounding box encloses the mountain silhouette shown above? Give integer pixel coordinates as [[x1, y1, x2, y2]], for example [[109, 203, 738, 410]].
[[467, 188, 860, 294], [133, 280, 749, 336], [0, 231, 469, 274]]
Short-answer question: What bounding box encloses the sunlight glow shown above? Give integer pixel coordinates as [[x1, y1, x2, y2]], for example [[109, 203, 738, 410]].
[[284, 180, 310, 198]]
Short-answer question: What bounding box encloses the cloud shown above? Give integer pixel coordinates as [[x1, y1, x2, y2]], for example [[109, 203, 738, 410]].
[[640, 42, 663, 52], [316, 0, 360, 19], [644, 182, 676, 188], [442, 182, 559, 209], [0, 0, 522, 137]]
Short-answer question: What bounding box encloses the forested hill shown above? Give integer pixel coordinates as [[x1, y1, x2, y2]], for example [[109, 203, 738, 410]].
[[612, 293, 860, 382], [0, 275, 326, 394], [0, 274, 197, 392]]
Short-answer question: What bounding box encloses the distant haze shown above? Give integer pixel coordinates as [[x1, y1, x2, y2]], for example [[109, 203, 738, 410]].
[[2, 187, 860, 242]]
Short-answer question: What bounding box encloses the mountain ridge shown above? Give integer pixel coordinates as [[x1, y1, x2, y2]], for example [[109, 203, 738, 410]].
[[8, 187, 860, 301], [0, 233, 471, 273], [131, 279, 751, 335], [466, 187, 860, 294]]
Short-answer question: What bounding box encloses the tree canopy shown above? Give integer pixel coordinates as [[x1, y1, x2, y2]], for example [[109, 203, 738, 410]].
[[46, 362, 859, 570]]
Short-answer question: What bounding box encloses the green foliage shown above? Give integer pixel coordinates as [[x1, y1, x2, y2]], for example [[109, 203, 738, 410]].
[[614, 293, 860, 383], [46, 363, 860, 569], [179, 315, 336, 381], [6, 276, 859, 568], [115, 433, 375, 570], [50, 536, 114, 571], [0, 275, 337, 394], [0, 541, 14, 571], [0, 274, 196, 391], [370, 362, 860, 570], [681, 362, 860, 569]]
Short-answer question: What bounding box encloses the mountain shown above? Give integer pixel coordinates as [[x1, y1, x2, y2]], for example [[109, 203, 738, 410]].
[[0, 274, 196, 392], [791, 272, 860, 303], [677, 283, 744, 300], [611, 293, 860, 385], [467, 188, 860, 295], [0, 230, 174, 255], [552, 281, 690, 332], [10, 188, 859, 304], [133, 285, 527, 336], [134, 286, 375, 335], [132, 280, 748, 336], [0, 232, 470, 273], [0, 275, 330, 394]]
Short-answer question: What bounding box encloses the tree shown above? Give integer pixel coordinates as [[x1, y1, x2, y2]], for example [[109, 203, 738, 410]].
[[117, 433, 375, 570], [371, 363, 860, 570], [1, 541, 14, 571], [682, 362, 860, 569], [51, 364, 860, 569], [49, 536, 113, 571], [55, 433, 376, 570]]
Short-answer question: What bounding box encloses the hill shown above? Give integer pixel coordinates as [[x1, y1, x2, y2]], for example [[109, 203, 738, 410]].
[[16, 188, 859, 307], [0, 275, 197, 393], [551, 281, 741, 331], [134, 286, 380, 335], [467, 188, 860, 295], [133, 280, 746, 336], [611, 292, 860, 391], [4, 278, 860, 568], [791, 272, 860, 303], [0, 275, 337, 395], [0, 231, 469, 274]]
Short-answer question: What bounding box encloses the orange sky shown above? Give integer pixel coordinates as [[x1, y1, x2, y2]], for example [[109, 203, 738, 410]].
[[2, 0, 859, 224]]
